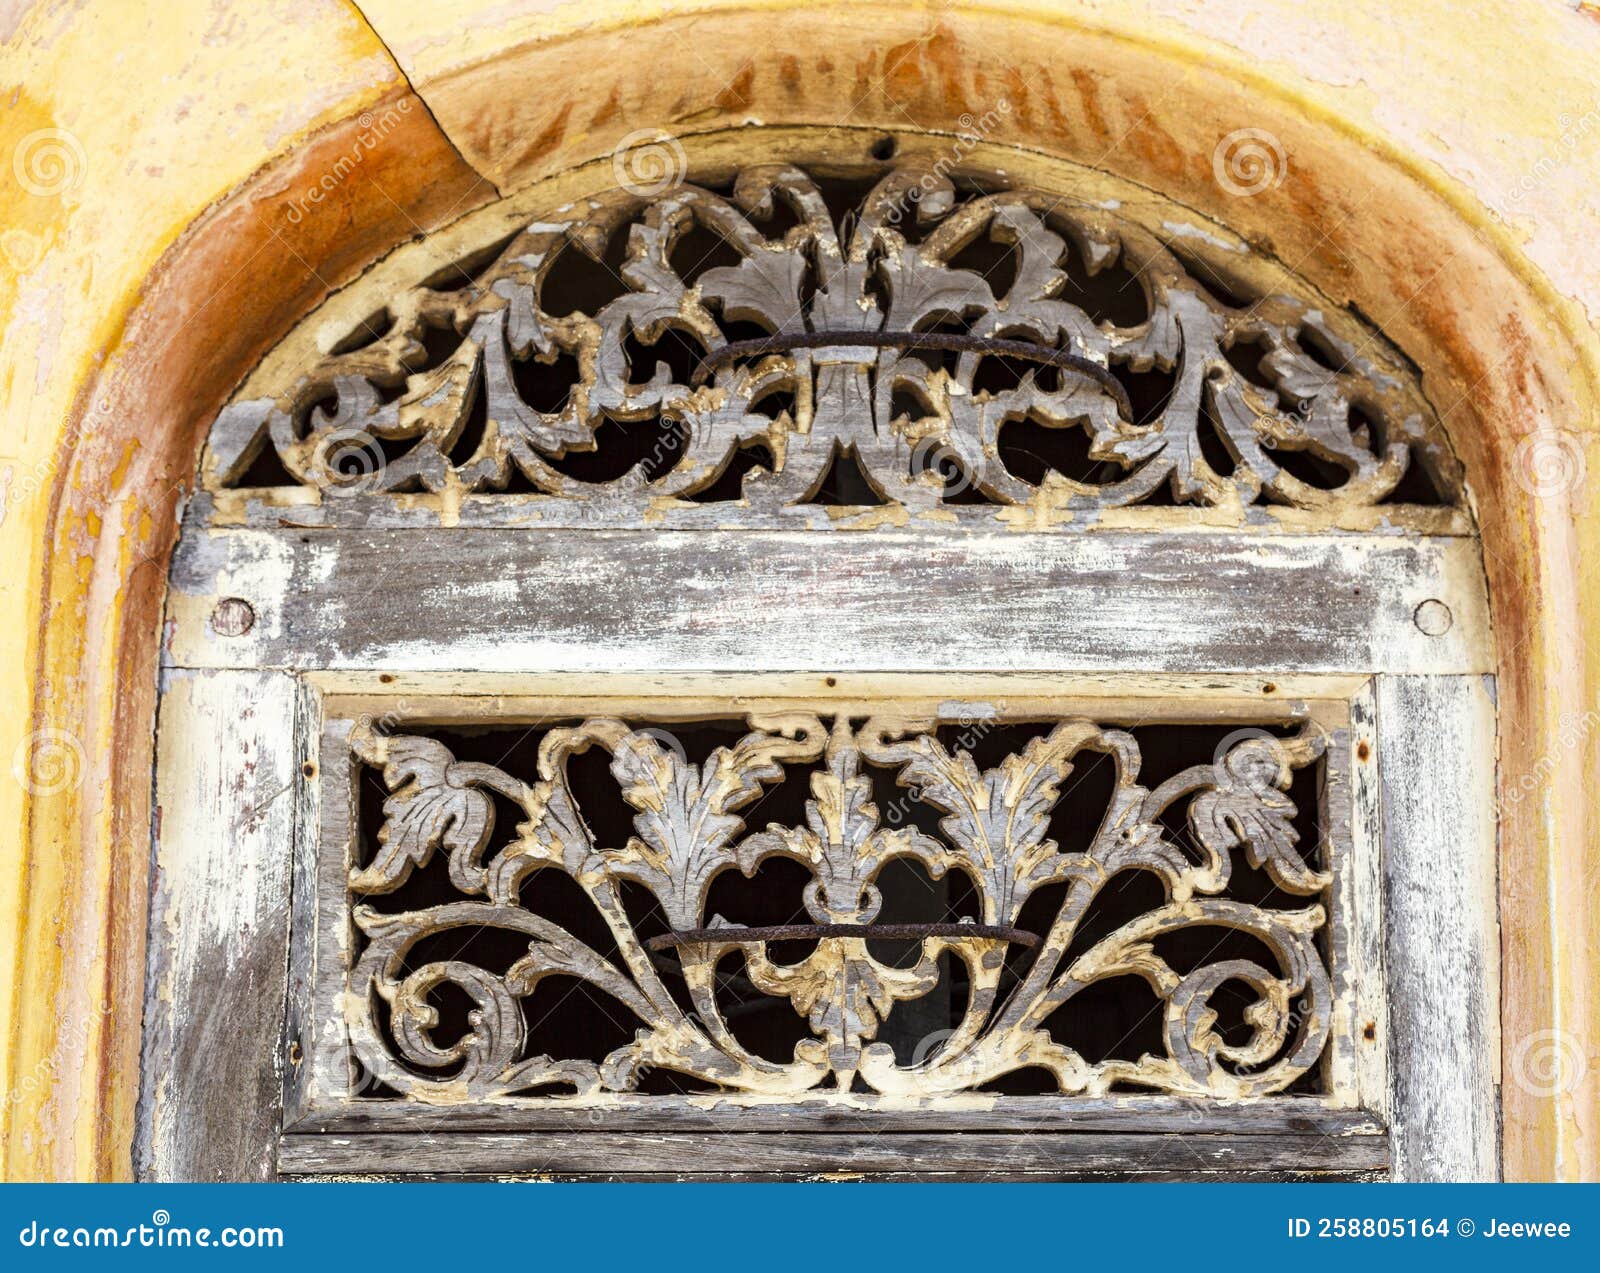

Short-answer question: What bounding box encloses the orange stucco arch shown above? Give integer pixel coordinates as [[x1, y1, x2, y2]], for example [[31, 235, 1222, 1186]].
[[3, 0, 1596, 1180]]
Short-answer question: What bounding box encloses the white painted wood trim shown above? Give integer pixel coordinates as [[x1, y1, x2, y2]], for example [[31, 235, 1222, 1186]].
[[162, 528, 1493, 676], [1346, 680, 1390, 1117], [135, 668, 302, 1181], [1376, 673, 1500, 1180], [140, 527, 1502, 1178]]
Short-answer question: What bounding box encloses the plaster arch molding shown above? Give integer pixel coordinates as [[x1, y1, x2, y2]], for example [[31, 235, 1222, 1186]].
[[5, 0, 1597, 1180]]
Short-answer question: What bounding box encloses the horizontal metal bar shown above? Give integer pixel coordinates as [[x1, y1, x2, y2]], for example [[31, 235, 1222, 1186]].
[[690, 329, 1135, 417], [644, 922, 1040, 951]]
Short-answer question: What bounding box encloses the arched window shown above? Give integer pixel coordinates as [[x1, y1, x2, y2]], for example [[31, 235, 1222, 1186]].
[[140, 135, 1495, 1181]]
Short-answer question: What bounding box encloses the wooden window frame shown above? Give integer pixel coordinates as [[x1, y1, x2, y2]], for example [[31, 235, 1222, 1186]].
[[139, 526, 1497, 1181]]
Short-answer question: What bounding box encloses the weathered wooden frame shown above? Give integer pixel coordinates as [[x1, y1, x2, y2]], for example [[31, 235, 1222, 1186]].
[[290, 685, 1354, 1112], [141, 518, 1498, 1180], [134, 120, 1501, 1183]]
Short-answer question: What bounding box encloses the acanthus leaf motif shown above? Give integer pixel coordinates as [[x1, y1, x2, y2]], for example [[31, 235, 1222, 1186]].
[[348, 732, 519, 896], [862, 719, 1105, 924], [604, 718, 826, 929], [216, 165, 1450, 519], [344, 714, 1339, 1102], [1191, 733, 1331, 895]]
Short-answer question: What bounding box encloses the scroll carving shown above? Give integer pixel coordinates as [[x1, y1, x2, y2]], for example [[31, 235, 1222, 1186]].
[[344, 713, 1335, 1102], [210, 165, 1452, 522]]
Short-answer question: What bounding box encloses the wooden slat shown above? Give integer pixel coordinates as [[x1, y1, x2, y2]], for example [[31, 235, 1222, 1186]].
[[280, 679, 326, 1129], [277, 1130, 1390, 1177], [299, 1169, 1388, 1183], [187, 489, 1476, 538], [285, 1097, 1382, 1137], [287, 717, 359, 1128], [135, 670, 300, 1181], [1346, 681, 1390, 1113], [1377, 674, 1500, 1180], [164, 528, 1492, 675], [312, 669, 1376, 708]]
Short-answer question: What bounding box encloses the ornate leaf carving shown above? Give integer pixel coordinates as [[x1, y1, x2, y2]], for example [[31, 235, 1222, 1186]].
[[603, 718, 826, 928], [212, 165, 1454, 521], [1192, 732, 1332, 894], [342, 714, 1339, 1103], [861, 720, 1104, 923], [349, 732, 521, 895]]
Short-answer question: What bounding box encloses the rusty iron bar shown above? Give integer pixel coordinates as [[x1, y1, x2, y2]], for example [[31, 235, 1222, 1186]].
[[645, 921, 1040, 952], [688, 329, 1135, 419]]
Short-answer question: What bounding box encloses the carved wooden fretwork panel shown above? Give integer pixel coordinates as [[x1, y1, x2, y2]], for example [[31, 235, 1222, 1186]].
[[204, 162, 1460, 531], [143, 131, 1495, 1182], [325, 705, 1348, 1107]]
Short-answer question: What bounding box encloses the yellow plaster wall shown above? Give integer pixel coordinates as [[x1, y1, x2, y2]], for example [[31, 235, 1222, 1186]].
[[0, 0, 461, 1178], [3, 0, 1598, 1179]]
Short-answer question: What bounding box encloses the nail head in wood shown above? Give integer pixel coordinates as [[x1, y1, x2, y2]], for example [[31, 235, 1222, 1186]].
[[1413, 598, 1453, 636], [210, 596, 255, 636]]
